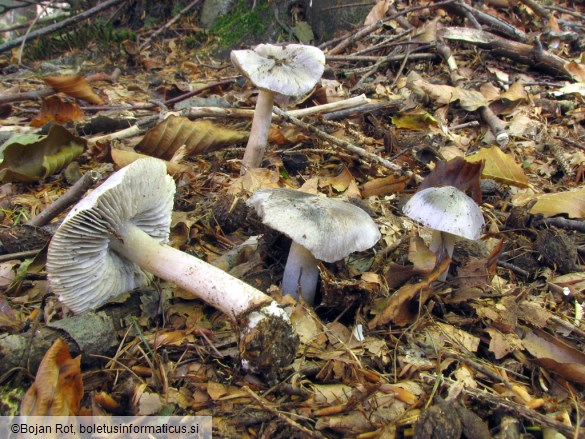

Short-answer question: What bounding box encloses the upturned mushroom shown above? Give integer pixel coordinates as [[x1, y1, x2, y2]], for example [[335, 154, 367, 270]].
[[47, 158, 298, 372], [247, 188, 380, 305], [231, 43, 325, 174], [402, 185, 484, 281]]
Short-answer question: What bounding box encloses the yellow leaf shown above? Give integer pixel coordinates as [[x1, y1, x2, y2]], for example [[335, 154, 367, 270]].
[[529, 188, 585, 218], [391, 109, 438, 130], [466, 146, 529, 188], [20, 338, 83, 416]]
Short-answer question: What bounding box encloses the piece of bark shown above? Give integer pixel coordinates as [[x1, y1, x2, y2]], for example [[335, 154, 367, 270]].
[[0, 289, 160, 376], [439, 27, 571, 79]]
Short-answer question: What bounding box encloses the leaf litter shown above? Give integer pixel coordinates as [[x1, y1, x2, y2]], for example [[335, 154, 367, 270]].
[[0, 0, 584, 437]]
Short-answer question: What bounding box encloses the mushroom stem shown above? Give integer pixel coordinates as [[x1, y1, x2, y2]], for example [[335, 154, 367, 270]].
[[429, 230, 457, 281], [282, 241, 320, 305], [112, 223, 273, 318], [240, 89, 274, 174]]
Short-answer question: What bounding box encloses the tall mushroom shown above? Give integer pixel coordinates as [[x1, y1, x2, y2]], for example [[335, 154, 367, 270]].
[[247, 188, 380, 305], [47, 158, 297, 372], [402, 185, 484, 281], [231, 43, 325, 174]]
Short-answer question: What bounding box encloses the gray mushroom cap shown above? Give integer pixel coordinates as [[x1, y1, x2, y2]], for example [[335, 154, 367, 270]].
[[47, 158, 175, 313], [402, 186, 484, 240], [247, 188, 380, 263], [231, 43, 325, 97]]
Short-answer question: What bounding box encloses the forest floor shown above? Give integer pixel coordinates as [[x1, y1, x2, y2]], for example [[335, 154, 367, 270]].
[[0, 0, 584, 438]]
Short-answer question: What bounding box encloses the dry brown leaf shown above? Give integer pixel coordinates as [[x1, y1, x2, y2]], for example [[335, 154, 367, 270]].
[[20, 338, 83, 415], [521, 327, 585, 384], [227, 168, 281, 195], [486, 327, 522, 359], [408, 234, 436, 273], [529, 188, 585, 218], [30, 96, 84, 127], [111, 148, 191, 177], [364, 0, 392, 25], [319, 166, 354, 192], [466, 146, 529, 188], [0, 292, 20, 331], [268, 125, 309, 145], [136, 116, 247, 160], [565, 61, 585, 83], [43, 75, 104, 105], [361, 174, 409, 198], [369, 256, 450, 328], [414, 80, 487, 111], [419, 157, 484, 203]]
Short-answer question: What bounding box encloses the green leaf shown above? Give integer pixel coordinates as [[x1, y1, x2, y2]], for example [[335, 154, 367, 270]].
[[0, 125, 85, 183]]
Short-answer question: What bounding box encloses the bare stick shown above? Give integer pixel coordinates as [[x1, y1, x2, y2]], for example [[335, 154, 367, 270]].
[[139, 0, 201, 50], [26, 170, 100, 227], [272, 107, 408, 175], [0, 0, 128, 54]]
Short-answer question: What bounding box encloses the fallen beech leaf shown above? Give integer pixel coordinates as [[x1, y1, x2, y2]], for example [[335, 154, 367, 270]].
[[529, 188, 585, 218], [227, 168, 280, 195], [319, 166, 354, 192], [20, 338, 83, 415], [466, 146, 529, 188], [361, 174, 409, 198], [521, 327, 585, 384], [268, 125, 309, 145], [408, 234, 436, 273], [414, 79, 487, 111], [0, 124, 85, 183], [30, 96, 84, 127], [136, 116, 247, 160], [111, 148, 191, 177], [364, 0, 392, 25], [0, 292, 20, 331], [486, 327, 522, 359], [43, 75, 104, 105], [419, 157, 483, 203], [565, 61, 585, 83], [369, 255, 451, 328]]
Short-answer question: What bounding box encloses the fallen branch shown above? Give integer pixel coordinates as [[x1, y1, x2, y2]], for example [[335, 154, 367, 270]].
[[0, 0, 128, 54], [272, 106, 409, 175], [439, 27, 572, 80]]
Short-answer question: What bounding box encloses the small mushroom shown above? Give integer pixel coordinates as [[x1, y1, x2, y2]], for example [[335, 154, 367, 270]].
[[231, 43, 325, 174], [247, 188, 380, 305], [47, 158, 298, 372], [402, 185, 484, 281]]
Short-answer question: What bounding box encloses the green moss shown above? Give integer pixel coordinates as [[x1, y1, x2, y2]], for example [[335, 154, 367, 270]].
[[209, 0, 267, 47]]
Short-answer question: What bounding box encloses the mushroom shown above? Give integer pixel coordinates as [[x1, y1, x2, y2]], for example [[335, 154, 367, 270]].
[[231, 43, 325, 174], [402, 185, 484, 281], [47, 158, 297, 372], [247, 188, 380, 305]]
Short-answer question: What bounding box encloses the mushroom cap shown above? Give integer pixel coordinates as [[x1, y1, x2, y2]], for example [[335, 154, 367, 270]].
[[403, 186, 484, 240], [247, 188, 380, 263], [47, 158, 175, 313], [231, 43, 325, 97]]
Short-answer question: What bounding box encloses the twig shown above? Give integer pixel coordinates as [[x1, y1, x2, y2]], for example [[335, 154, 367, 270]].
[[242, 385, 320, 438], [497, 260, 531, 278], [26, 170, 100, 227], [420, 373, 582, 439], [139, 0, 201, 50], [272, 107, 408, 175], [0, 249, 43, 263], [322, 99, 401, 120], [326, 0, 455, 55], [0, 0, 128, 54], [180, 95, 372, 120], [436, 40, 509, 147], [531, 217, 585, 233]]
